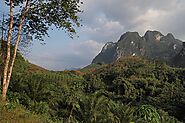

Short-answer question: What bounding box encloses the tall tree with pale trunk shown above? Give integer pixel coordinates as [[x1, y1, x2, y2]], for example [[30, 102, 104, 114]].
[[1, 0, 83, 101]]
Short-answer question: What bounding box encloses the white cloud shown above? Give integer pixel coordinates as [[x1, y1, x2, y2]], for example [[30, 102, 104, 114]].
[[82, 15, 125, 42], [81, 0, 185, 38], [70, 40, 104, 56], [136, 9, 167, 23], [27, 0, 185, 70]]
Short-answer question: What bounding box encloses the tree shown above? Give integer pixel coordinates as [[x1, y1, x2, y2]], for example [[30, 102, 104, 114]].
[[1, 0, 83, 101], [134, 105, 160, 123]]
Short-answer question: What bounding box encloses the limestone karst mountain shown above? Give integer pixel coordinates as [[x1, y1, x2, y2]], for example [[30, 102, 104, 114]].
[[92, 30, 185, 67]]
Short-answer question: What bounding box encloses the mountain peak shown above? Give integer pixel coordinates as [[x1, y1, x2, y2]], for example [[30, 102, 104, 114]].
[[92, 30, 185, 67], [102, 42, 115, 52], [166, 33, 175, 39], [144, 30, 163, 35], [119, 31, 140, 41], [144, 30, 164, 41]]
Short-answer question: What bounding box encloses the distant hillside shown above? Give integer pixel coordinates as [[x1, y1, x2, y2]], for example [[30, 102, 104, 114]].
[[0, 40, 47, 76], [92, 30, 185, 67], [28, 63, 48, 72]]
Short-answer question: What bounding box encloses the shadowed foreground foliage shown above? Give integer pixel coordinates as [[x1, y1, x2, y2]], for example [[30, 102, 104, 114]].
[[0, 50, 184, 122], [0, 100, 47, 123]]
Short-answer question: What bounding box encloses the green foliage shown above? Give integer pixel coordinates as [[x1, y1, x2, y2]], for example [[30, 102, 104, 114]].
[[85, 57, 185, 122], [7, 70, 87, 122], [0, 100, 46, 123], [4, 0, 83, 41], [78, 92, 117, 123], [134, 105, 160, 123], [1, 56, 184, 122]]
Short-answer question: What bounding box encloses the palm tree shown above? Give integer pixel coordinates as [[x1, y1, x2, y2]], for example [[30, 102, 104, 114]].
[[78, 92, 119, 123]]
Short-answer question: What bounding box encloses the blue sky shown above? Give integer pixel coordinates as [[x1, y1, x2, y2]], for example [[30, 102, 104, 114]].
[[1, 0, 185, 70]]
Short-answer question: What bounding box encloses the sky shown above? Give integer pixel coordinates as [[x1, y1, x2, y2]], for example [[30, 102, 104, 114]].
[[1, 0, 185, 70]]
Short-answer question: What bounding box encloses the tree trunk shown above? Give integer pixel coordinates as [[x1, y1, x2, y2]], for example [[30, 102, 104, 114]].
[[6, 17, 24, 91], [2, 0, 30, 101], [2, 0, 13, 101]]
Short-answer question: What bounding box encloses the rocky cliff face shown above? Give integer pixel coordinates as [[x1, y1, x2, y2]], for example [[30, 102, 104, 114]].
[[92, 42, 117, 64], [92, 30, 185, 67], [171, 42, 185, 67]]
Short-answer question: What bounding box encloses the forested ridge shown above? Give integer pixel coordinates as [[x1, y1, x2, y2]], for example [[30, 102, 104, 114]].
[[0, 44, 185, 122]]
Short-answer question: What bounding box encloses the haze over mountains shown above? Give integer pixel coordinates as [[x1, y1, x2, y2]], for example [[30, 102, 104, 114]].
[[92, 30, 185, 67]]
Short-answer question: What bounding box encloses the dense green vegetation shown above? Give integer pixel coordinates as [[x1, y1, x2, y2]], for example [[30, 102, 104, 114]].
[[0, 45, 185, 122], [85, 57, 185, 122], [0, 100, 47, 123]]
